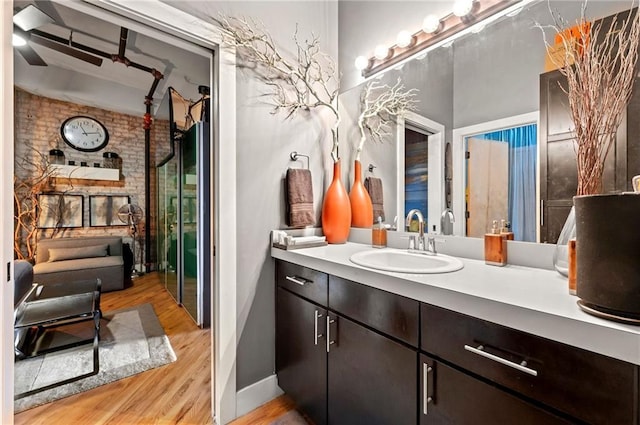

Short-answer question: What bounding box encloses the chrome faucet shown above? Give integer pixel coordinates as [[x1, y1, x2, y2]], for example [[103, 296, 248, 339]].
[[405, 209, 425, 251], [440, 208, 455, 236]]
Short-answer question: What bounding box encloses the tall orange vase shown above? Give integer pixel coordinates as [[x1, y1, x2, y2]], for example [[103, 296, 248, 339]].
[[349, 160, 373, 227], [322, 160, 351, 244]]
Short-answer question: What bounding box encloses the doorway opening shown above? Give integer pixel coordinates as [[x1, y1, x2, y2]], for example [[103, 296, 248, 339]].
[[464, 122, 538, 242], [404, 125, 433, 230], [14, 2, 214, 417]]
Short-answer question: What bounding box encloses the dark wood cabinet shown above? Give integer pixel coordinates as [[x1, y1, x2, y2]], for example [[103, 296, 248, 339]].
[[422, 303, 639, 425], [539, 69, 628, 243], [276, 287, 327, 425], [328, 313, 417, 425], [275, 260, 640, 425], [419, 354, 570, 424]]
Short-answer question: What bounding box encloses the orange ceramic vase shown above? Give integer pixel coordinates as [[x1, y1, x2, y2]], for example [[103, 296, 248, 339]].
[[349, 160, 373, 227], [322, 160, 351, 244]]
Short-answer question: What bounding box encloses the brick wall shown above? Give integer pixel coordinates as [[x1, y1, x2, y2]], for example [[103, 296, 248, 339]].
[[14, 88, 170, 268]]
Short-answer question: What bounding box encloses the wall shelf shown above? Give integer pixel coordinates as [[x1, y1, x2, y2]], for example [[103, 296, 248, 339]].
[[51, 164, 120, 181]]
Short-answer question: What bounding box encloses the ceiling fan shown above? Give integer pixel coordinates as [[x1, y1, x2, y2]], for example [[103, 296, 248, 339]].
[[13, 4, 103, 67]]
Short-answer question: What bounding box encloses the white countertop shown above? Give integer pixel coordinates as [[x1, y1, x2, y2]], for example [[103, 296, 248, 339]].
[[272, 242, 640, 365]]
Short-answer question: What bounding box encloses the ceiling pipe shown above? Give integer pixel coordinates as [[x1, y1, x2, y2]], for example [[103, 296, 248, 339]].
[[117, 27, 128, 59], [29, 28, 162, 78]]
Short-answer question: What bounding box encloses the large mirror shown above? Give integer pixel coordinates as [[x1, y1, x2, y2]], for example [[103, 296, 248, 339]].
[[338, 0, 638, 242]]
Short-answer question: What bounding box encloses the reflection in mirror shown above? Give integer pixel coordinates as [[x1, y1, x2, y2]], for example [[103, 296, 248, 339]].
[[452, 112, 538, 241], [339, 0, 637, 242], [462, 121, 537, 242]]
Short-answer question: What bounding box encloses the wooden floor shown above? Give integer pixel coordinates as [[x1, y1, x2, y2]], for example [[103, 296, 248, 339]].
[[229, 395, 298, 425], [14, 272, 212, 425]]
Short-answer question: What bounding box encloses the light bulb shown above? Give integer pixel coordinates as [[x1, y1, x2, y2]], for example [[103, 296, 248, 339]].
[[12, 33, 27, 47], [354, 56, 369, 71], [422, 14, 441, 34], [396, 31, 414, 48], [453, 0, 474, 17], [374, 44, 391, 60]]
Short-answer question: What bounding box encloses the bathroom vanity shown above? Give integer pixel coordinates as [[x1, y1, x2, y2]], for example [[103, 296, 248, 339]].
[[272, 243, 640, 425]]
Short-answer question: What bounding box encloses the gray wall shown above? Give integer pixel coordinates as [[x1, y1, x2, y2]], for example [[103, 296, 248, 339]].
[[166, 1, 339, 390], [452, 0, 632, 128]]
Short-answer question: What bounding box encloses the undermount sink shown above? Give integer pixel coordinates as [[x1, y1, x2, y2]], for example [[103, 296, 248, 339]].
[[350, 249, 464, 274]]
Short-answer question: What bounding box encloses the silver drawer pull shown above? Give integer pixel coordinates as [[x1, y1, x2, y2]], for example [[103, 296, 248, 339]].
[[314, 310, 323, 345], [285, 275, 310, 286], [464, 344, 538, 377], [423, 362, 433, 415], [326, 316, 336, 353]]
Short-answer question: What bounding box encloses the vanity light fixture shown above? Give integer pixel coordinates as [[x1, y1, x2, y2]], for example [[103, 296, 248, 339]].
[[422, 14, 443, 34], [374, 44, 392, 60], [396, 30, 415, 48], [360, 0, 527, 78], [453, 0, 476, 17], [354, 55, 370, 71]]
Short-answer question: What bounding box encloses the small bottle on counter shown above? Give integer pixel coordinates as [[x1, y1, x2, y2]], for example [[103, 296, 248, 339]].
[[485, 220, 507, 266], [372, 216, 387, 248], [500, 219, 514, 240]]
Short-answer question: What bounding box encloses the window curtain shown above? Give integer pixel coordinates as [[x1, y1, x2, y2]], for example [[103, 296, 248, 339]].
[[474, 124, 537, 242]]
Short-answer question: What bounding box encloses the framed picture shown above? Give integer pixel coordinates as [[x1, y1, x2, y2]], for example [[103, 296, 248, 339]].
[[89, 195, 130, 227], [38, 194, 84, 229]]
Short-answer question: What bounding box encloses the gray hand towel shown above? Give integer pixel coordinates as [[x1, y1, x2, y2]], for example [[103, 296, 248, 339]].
[[286, 168, 314, 228], [365, 177, 384, 222]]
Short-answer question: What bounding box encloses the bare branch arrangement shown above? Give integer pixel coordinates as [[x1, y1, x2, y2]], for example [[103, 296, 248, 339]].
[[356, 78, 419, 161], [540, 6, 640, 195], [13, 149, 70, 260], [214, 15, 342, 161]]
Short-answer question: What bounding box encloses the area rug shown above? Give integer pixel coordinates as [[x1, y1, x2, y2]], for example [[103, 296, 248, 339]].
[[14, 303, 177, 412], [269, 410, 309, 425]]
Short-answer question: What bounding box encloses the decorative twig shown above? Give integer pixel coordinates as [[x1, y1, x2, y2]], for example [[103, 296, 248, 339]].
[[213, 14, 342, 161], [537, 4, 640, 195], [14, 150, 73, 259], [356, 78, 419, 161]]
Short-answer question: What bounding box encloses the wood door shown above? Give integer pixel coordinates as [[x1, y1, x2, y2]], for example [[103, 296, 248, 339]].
[[276, 288, 327, 425], [539, 70, 629, 243], [466, 137, 508, 237], [327, 314, 417, 425], [419, 354, 571, 424]]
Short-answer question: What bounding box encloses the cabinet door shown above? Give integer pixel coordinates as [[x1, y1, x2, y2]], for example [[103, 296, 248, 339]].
[[276, 288, 327, 425], [419, 355, 570, 425], [539, 68, 627, 243], [328, 314, 417, 425]]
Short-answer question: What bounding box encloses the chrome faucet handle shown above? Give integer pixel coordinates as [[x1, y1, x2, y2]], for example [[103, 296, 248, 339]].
[[408, 235, 416, 250], [426, 235, 437, 255]]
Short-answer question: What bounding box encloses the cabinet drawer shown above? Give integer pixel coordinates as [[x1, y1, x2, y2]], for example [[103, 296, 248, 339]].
[[329, 275, 419, 347], [276, 261, 328, 306], [420, 354, 571, 425], [421, 303, 638, 425]]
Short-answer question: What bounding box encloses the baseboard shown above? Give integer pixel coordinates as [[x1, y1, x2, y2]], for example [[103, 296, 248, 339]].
[[236, 374, 284, 418]]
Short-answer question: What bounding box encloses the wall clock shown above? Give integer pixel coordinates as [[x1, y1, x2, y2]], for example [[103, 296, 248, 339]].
[[60, 116, 109, 152]]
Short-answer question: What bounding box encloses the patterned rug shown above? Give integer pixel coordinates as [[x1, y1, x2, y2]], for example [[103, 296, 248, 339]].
[[15, 303, 176, 412]]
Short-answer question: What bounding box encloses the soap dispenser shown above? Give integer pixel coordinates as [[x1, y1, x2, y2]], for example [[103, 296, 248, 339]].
[[372, 216, 387, 248], [485, 220, 507, 266], [500, 219, 514, 240]]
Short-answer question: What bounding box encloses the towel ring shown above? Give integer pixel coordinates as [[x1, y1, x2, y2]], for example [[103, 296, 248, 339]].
[[290, 151, 310, 169], [368, 164, 377, 173]]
